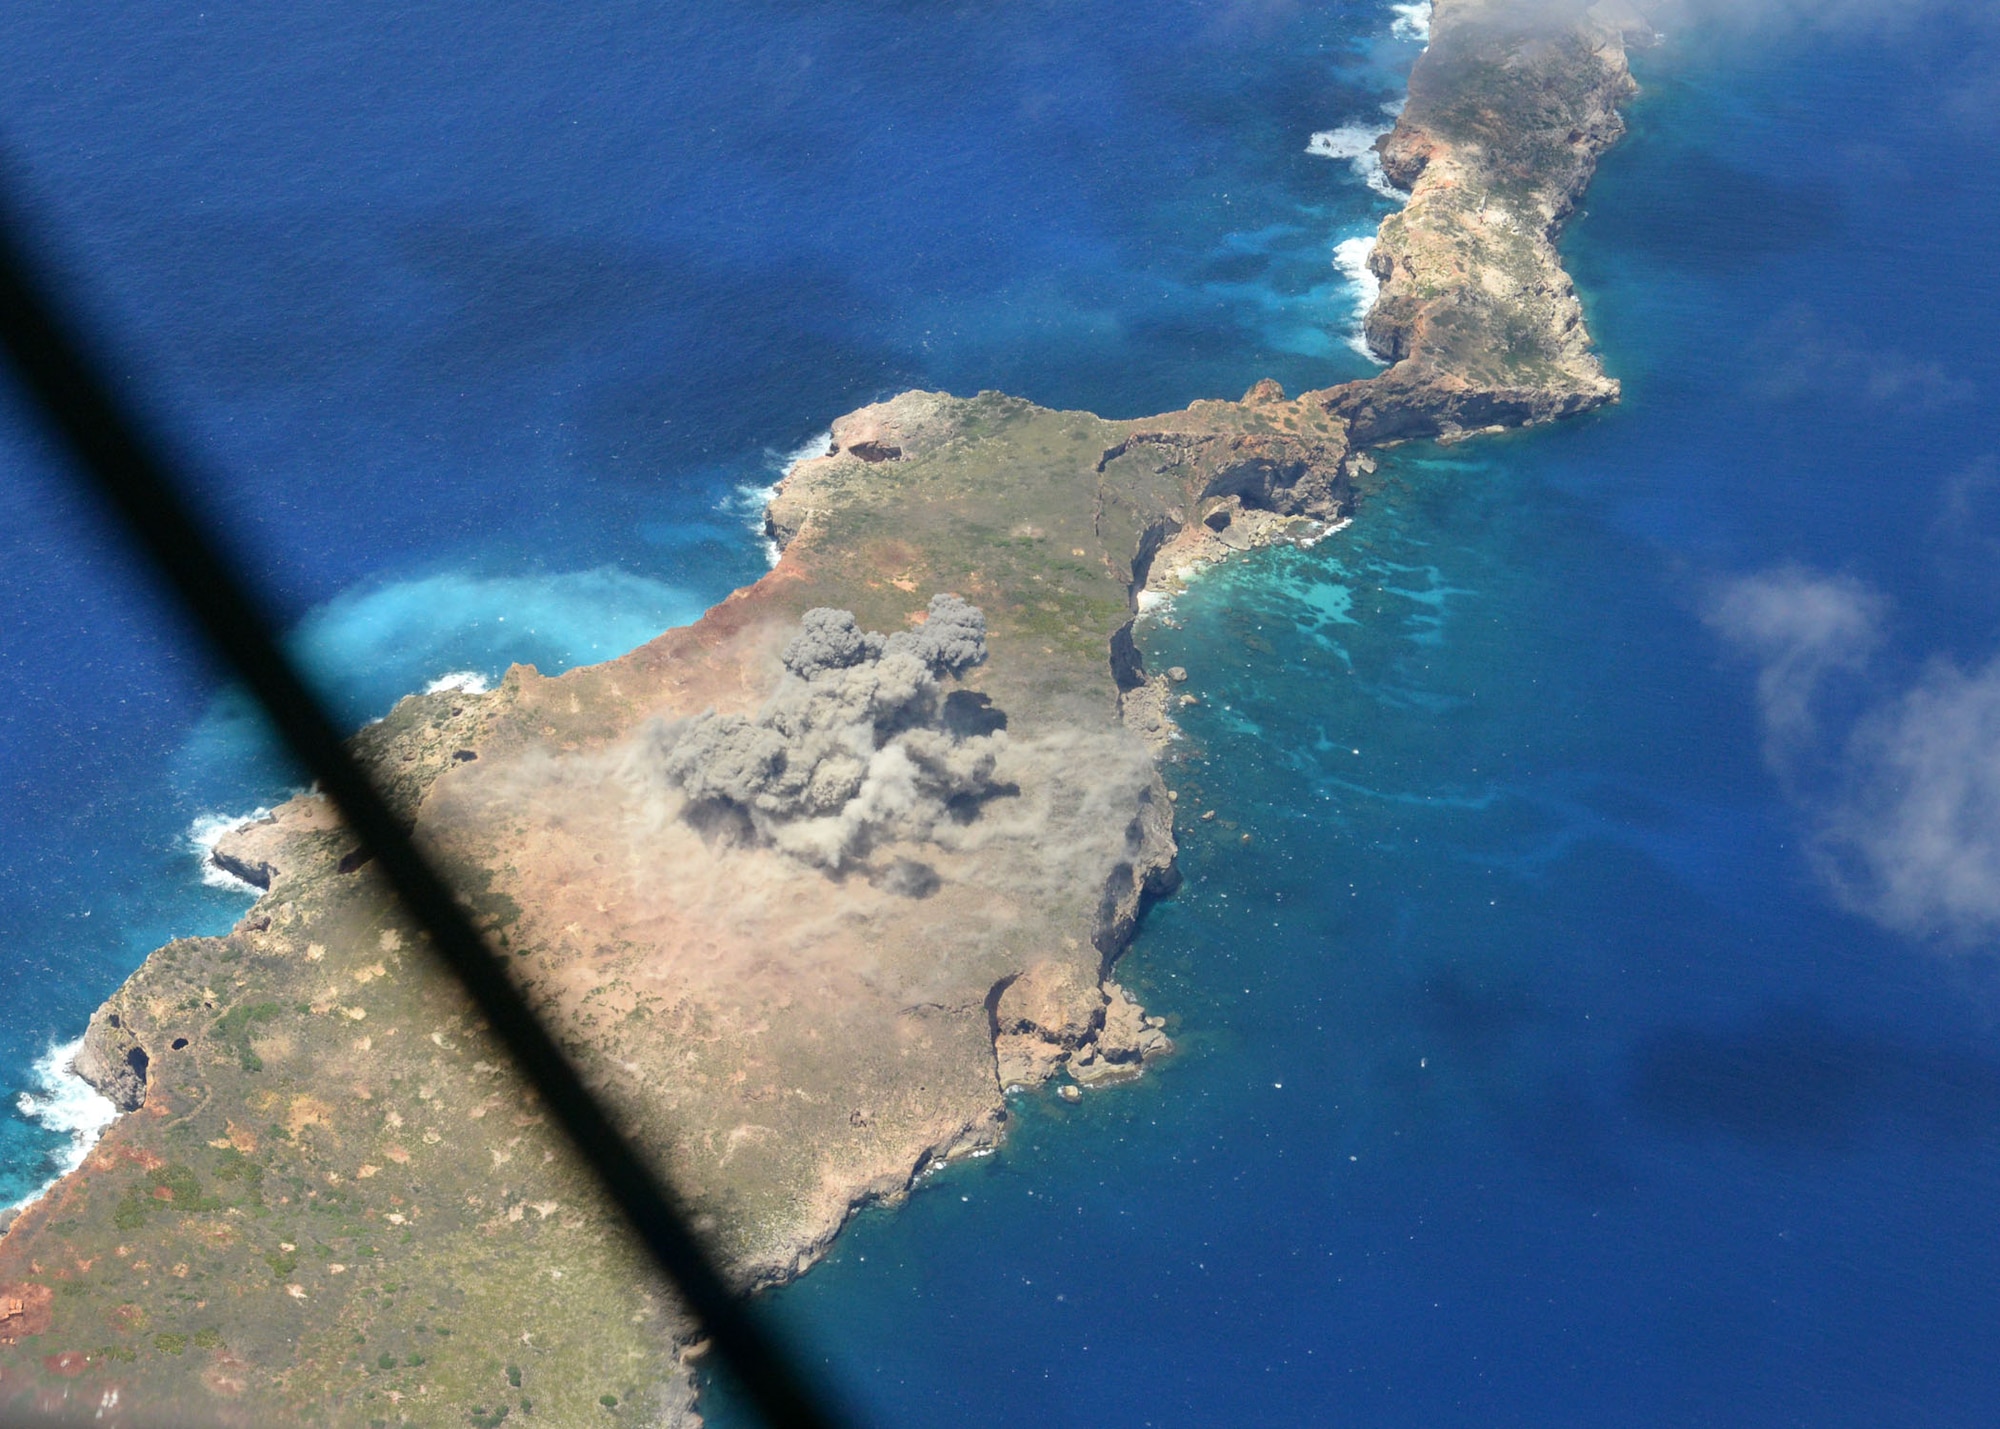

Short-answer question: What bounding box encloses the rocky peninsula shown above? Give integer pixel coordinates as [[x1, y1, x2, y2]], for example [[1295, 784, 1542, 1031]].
[[0, 2, 1649, 1422]]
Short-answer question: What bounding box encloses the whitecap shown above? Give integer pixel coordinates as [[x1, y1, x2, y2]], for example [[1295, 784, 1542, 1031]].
[[186, 807, 274, 894], [1391, 1, 1433, 44], [424, 671, 492, 695], [728, 430, 833, 568], [1295, 515, 1353, 549], [1306, 123, 1404, 201], [1333, 235, 1388, 363], [9, 1037, 119, 1210], [1306, 125, 1381, 162]]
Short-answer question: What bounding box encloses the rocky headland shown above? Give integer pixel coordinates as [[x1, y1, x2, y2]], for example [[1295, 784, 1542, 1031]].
[[0, 2, 1648, 1423], [1314, 0, 1649, 443]]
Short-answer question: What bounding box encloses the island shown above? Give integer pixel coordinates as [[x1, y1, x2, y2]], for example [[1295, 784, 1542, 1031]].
[[0, 2, 1650, 1422]]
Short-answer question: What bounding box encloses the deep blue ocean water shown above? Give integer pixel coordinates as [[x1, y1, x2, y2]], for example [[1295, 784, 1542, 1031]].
[[5, 2, 2000, 1424]]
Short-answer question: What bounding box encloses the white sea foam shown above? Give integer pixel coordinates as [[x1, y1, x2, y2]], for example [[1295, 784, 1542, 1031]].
[[1296, 515, 1354, 549], [729, 429, 833, 567], [1306, 122, 1404, 201], [9, 1037, 119, 1210], [780, 428, 836, 472], [424, 671, 491, 695], [1333, 235, 1387, 363], [186, 808, 274, 894], [1306, 5, 1424, 194], [1305, 125, 1381, 162]]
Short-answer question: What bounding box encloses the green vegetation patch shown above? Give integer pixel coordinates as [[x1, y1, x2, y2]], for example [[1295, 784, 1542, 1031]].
[[211, 1000, 285, 1072]]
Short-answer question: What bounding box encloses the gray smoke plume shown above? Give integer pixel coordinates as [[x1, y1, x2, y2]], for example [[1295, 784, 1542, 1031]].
[[651, 595, 999, 870]]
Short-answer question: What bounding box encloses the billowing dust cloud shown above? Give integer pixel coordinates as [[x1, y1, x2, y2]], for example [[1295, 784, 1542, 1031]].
[[646, 595, 1003, 870]]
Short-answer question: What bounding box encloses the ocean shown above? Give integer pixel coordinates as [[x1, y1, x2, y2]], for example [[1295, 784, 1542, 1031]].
[[4, 0, 1999, 1423]]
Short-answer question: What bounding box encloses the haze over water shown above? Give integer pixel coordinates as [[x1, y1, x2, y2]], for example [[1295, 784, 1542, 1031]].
[[4, 1, 2000, 1424]]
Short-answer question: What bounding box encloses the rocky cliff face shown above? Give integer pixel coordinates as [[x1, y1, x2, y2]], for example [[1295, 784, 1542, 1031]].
[[0, 3, 1643, 1423], [71, 1011, 151, 1114]]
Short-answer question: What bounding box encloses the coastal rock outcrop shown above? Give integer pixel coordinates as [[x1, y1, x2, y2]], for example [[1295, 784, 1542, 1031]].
[[764, 389, 963, 551], [991, 964, 1173, 1091], [208, 796, 346, 890], [70, 1006, 150, 1113]]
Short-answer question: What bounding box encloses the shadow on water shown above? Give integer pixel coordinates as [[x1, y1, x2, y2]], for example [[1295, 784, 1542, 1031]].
[[1417, 964, 1548, 1047], [1501, 1073, 1634, 1197], [1630, 1006, 2000, 1151]]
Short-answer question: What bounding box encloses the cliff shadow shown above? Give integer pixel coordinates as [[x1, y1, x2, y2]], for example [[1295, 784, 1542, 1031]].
[[1627, 1005, 2000, 1152]]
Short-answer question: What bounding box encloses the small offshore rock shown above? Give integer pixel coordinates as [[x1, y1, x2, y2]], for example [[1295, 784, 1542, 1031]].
[[1200, 809, 1216, 822], [1057, 1084, 1082, 1103], [1166, 666, 1188, 684]]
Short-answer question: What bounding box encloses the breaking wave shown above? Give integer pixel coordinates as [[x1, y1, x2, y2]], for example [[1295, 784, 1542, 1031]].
[[1307, 123, 1403, 200], [1391, 1, 1432, 44], [9, 1038, 119, 1211], [730, 430, 833, 567], [1333, 235, 1387, 363], [187, 808, 274, 893], [1307, 97, 1415, 204]]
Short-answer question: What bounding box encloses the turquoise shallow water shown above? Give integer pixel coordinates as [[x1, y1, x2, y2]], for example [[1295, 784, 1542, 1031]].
[[4, 1, 2000, 1423]]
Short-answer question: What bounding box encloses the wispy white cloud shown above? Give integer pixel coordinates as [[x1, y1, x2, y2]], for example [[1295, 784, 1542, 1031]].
[[1823, 656, 2000, 936], [1651, 0, 1998, 36], [1641, 0, 2000, 131], [1749, 305, 1976, 412], [1705, 567, 1882, 765], [1710, 566, 2000, 942], [1926, 457, 2000, 597]]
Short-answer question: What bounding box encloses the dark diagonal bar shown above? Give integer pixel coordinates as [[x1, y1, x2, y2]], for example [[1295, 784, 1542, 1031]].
[[0, 188, 847, 1429]]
